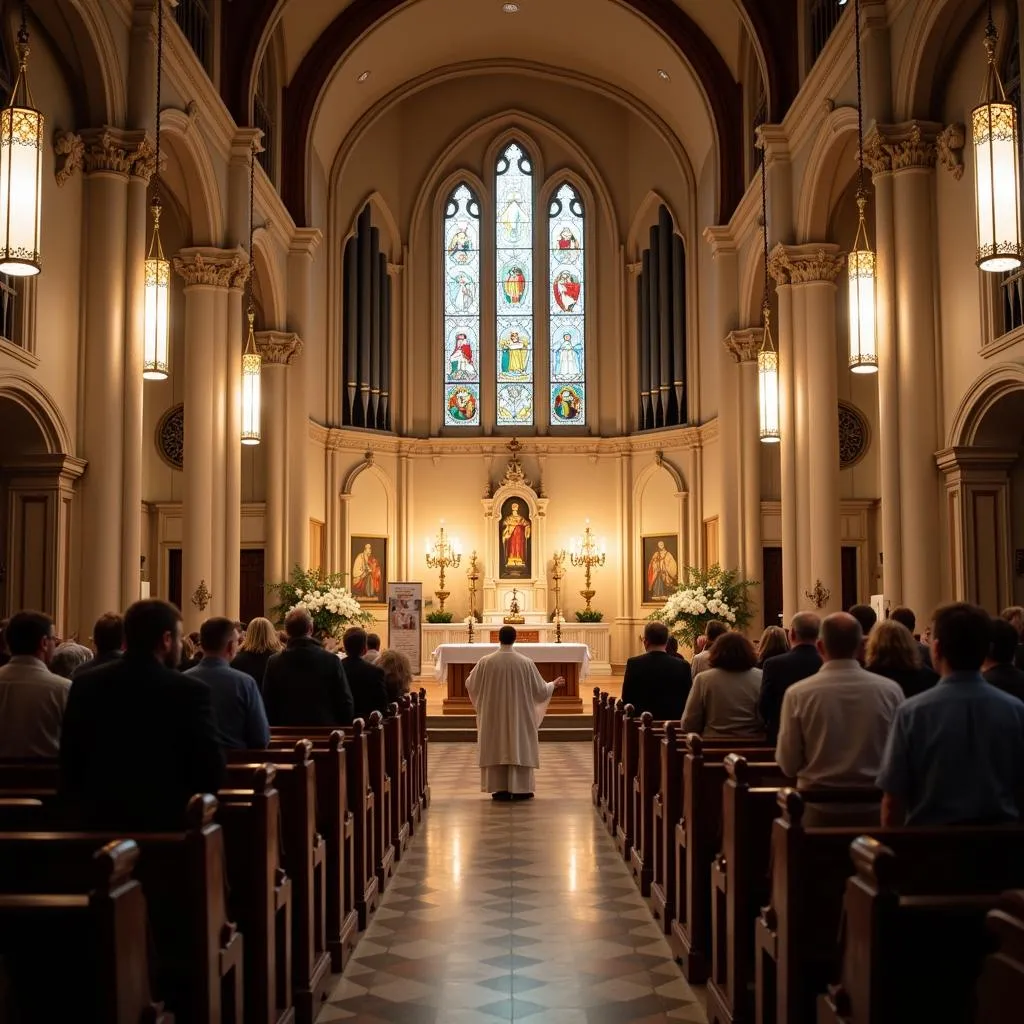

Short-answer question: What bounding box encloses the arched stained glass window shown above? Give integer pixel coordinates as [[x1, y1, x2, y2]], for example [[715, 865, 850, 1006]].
[[495, 143, 534, 426], [548, 183, 585, 425], [443, 183, 481, 426]]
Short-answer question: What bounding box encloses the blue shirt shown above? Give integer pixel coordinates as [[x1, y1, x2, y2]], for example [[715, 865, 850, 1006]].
[[877, 672, 1024, 825], [186, 657, 270, 750]]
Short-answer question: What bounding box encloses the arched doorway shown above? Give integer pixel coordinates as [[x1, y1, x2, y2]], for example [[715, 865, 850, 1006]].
[[0, 383, 83, 635], [939, 370, 1024, 613]]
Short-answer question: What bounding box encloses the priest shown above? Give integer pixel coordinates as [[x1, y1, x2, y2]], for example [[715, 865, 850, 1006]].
[[466, 625, 565, 800]]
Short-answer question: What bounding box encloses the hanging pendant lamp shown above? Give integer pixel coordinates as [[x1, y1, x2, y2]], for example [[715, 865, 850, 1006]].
[[0, 4, 43, 276], [758, 132, 780, 444], [973, 2, 1022, 272], [143, 0, 169, 379], [848, 0, 878, 373], [241, 140, 261, 445]]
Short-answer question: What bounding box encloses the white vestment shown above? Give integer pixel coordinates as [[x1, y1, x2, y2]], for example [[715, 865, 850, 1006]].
[[465, 646, 555, 793]]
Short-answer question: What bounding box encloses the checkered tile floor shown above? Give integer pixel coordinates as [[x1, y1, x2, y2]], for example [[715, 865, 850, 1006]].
[[316, 743, 706, 1022]]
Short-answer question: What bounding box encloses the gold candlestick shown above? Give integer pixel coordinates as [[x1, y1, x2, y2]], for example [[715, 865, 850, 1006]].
[[425, 523, 461, 614], [570, 522, 606, 612], [467, 550, 481, 621], [551, 550, 566, 621]]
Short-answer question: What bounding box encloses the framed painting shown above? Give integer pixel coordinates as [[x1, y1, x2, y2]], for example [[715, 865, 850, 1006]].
[[350, 535, 388, 604], [642, 534, 679, 605], [498, 496, 532, 579]]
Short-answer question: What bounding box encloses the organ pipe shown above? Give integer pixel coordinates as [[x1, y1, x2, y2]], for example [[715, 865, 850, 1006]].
[[357, 206, 372, 424], [344, 237, 358, 423], [672, 232, 686, 424], [658, 206, 672, 423], [369, 230, 382, 427], [639, 252, 651, 430]]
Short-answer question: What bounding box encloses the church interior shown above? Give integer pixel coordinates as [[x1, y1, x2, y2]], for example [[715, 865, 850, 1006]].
[[2, 0, 1024, 1021]]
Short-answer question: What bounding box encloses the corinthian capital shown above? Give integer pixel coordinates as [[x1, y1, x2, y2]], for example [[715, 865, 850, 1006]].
[[53, 127, 153, 185], [769, 243, 844, 285], [255, 330, 303, 365], [724, 328, 763, 364], [172, 247, 250, 289], [768, 243, 791, 285], [865, 120, 964, 178]]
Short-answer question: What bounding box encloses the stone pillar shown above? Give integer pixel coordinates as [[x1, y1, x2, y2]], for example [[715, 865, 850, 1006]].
[[257, 332, 303, 597], [703, 227, 740, 568], [173, 249, 247, 629], [286, 229, 322, 573]]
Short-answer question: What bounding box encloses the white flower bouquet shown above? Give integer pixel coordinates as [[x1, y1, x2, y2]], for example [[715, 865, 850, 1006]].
[[270, 565, 373, 640], [650, 565, 756, 649]]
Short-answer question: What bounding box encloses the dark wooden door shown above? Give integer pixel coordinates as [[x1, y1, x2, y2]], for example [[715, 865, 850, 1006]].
[[240, 549, 266, 625], [762, 547, 783, 629], [841, 546, 859, 611], [168, 548, 182, 611]]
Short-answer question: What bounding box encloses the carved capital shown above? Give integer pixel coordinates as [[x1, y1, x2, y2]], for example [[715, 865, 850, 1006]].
[[768, 243, 791, 285], [54, 127, 155, 185], [724, 328, 763, 364], [862, 126, 892, 176], [865, 120, 963, 178], [771, 243, 844, 285], [255, 330, 303, 365], [936, 122, 966, 180], [172, 247, 250, 289]]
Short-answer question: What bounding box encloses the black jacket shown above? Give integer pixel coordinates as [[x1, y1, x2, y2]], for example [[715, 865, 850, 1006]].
[[231, 649, 275, 691], [59, 653, 225, 830], [262, 637, 355, 727], [758, 644, 823, 744], [984, 663, 1024, 704], [620, 650, 692, 722], [343, 655, 391, 723], [70, 649, 122, 680], [867, 662, 939, 700]]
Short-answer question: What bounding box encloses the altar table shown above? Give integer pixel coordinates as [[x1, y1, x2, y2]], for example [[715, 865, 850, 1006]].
[[433, 642, 588, 715]]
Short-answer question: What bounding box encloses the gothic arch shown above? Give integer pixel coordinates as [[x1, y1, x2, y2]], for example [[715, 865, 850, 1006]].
[[796, 105, 859, 242], [948, 363, 1024, 448], [159, 108, 224, 246], [626, 191, 685, 263], [61, 0, 125, 126], [252, 230, 284, 330], [341, 191, 402, 263], [0, 372, 73, 455]]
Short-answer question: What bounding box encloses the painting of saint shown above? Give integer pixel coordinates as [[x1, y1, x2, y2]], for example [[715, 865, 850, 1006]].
[[499, 194, 529, 244], [552, 270, 581, 312], [499, 329, 530, 377], [553, 331, 582, 379], [447, 271, 477, 313], [447, 386, 478, 422], [556, 225, 580, 251], [447, 223, 474, 263], [501, 263, 527, 306], [499, 498, 532, 579], [447, 331, 477, 380], [552, 386, 582, 422], [642, 535, 679, 604], [351, 536, 387, 603]]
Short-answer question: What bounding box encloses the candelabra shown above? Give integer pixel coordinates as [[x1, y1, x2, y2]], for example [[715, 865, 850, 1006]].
[[551, 549, 566, 621], [425, 524, 461, 613], [191, 579, 212, 612], [804, 579, 831, 610], [466, 550, 481, 621], [569, 521, 606, 612]]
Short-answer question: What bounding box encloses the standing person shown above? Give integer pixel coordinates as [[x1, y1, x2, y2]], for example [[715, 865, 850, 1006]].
[[1000, 606, 1024, 671], [59, 599, 224, 830], [50, 642, 94, 680], [983, 617, 1024, 703], [466, 625, 564, 801], [0, 611, 67, 757], [890, 606, 933, 669], [758, 612, 822, 744], [378, 648, 413, 703], [847, 604, 878, 662], [756, 626, 790, 668], [690, 620, 728, 679], [0, 618, 10, 668], [262, 609, 355, 726], [865, 620, 938, 699], [681, 632, 763, 738], [879, 603, 1024, 826], [231, 616, 282, 691], [364, 633, 383, 665], [71, 613, 124, 679], [620, 621, 692, 721], [341, 627, 390, 722], [187, 617, 269, 750]]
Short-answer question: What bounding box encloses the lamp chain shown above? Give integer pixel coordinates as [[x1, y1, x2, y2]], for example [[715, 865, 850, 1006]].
[[248, 135, 255, 315], [854, 0, 865, 196], [760, 127, 769, 320], [154, 0, 163, 199]]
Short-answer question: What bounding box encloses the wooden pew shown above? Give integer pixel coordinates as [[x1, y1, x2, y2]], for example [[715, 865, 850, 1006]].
[[603, 698, 623, 831], [629, 712, 666, 894], [651, 721, 685, 931], [398, 695, 419, 838], [0, 837, 171, 1023], [615, 704, 639, 860], [0, 793, 243, 1024], [819, 831, 1024, 1024], [414, 686, 430, 810], [383, 703, 411, 862], [591, 687, 603, 805], [225, 742, 330, 1024], [671, 736, 775, 983], [217, 764, 295, 1024], [975, 889, 1024, 1024], [592, 691, 610, 811]]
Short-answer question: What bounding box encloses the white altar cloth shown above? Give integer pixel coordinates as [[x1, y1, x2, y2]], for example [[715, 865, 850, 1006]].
[[432, 642, 591, 681]]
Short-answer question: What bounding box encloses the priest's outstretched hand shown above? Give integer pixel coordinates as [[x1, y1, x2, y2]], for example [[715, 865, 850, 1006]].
[[553, 676, 566, 689]]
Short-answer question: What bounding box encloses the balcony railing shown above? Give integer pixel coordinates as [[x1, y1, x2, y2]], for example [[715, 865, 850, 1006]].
[[174, 0, 212, 76], [808, 0, 845, 68]]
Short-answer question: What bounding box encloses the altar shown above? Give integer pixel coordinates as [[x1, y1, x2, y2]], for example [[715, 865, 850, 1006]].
[[434, 642, 588, 715]]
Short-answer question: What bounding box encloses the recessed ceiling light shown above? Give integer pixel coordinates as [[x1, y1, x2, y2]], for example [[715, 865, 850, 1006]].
[[357, 70, 371, 83], [503, 3, 520, 12], [657, 69, 670, 81]]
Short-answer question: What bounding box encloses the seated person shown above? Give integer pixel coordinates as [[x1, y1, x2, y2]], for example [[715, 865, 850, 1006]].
[[620, 621, 692, 721], [681, 632, 762, 738], [879, 603, 1024, 826]]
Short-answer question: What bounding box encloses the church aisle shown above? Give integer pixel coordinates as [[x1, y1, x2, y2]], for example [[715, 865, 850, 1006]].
[[317, 742, 707, 1023]]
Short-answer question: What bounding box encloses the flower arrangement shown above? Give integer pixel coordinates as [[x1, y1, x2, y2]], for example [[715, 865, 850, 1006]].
[[269, 565, 372, 640], [650, 565, 757, 649]]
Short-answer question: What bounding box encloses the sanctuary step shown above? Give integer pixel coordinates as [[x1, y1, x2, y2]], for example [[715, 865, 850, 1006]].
[[426, 712, 593, 743]]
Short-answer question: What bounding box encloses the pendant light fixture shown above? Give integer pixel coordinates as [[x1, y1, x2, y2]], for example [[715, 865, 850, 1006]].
[[241, 141, 261, 445], [0, 3, 43, 276], [848, 0, 878, 374], [758, 142, 780, 444], [973, 0, 1022, 272], [143, 0, 170, 380]]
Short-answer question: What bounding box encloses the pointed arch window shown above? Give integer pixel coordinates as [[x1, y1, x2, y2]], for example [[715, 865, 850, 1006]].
[[548, 183, 585, 424], [443, 183, 481, 426], [495, 143, 534, 426]]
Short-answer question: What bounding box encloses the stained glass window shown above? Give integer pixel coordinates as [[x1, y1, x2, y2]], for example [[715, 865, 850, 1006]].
[[443, 183, 481, 426], [495, 143, 534, 426], [548, 183, 585, 425]]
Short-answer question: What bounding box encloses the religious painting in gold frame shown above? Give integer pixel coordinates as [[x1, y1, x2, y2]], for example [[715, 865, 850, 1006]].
[[641, 534, 679, 605], [498, 497, 532, 579], [350, 535, 387, 605]]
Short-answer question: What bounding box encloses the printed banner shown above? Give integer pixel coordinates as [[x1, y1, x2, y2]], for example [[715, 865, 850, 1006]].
[[387, 582, 423, 670]]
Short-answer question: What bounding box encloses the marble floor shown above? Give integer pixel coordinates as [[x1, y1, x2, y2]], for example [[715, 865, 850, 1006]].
[[316, 742, 707, 1023]]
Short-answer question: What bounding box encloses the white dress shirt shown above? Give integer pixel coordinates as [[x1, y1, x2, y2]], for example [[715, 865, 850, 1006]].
[[0, 655, 72, 757]]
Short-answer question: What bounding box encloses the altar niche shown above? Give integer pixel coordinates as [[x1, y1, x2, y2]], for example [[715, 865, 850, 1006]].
[[499, 498, 532, 579]]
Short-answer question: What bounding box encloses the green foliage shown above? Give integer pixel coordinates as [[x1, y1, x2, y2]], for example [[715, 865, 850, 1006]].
[[575, 609, 604, 623], [649, 564, 758, 649], [267, 564, 372, 639], [426, 610, 455, 623]]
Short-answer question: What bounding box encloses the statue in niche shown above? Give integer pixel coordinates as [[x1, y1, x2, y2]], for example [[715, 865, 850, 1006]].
[[499, 498, 532, 580]]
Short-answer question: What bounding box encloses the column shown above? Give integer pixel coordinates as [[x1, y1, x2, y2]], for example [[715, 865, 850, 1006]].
[[257, 332, 303, 595], [792, 245, 845, 613], [173, 248, 246, 629], [863, 129, 902, 603], [286, 229, 322, 571], [703, 227, 740, 568]]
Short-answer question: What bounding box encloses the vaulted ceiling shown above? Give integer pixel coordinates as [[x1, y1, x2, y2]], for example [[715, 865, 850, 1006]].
[[220, 0, 798, 226]]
